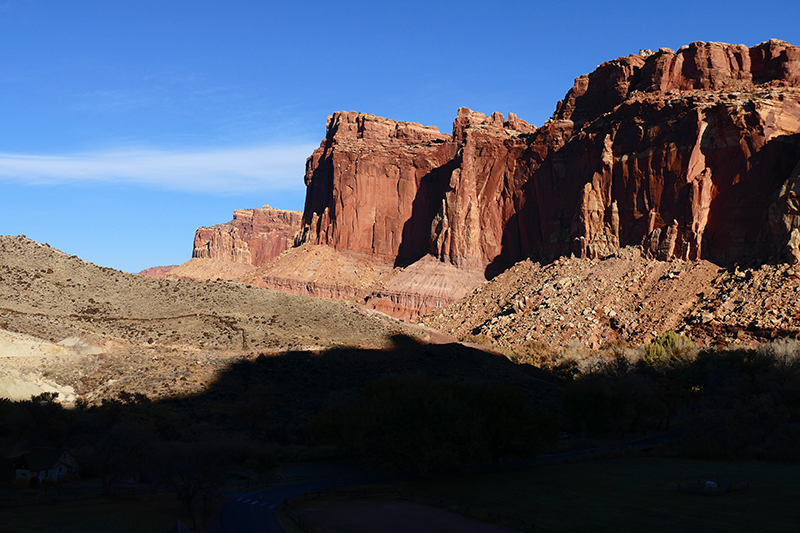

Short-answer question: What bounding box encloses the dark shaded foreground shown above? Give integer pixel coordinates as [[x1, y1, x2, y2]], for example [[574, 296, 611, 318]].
[[7, 334, 800, 531], [1, 336, 562, 532]]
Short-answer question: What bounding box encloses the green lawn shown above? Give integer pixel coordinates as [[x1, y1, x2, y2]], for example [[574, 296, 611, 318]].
[[385, 457, 800, 533]]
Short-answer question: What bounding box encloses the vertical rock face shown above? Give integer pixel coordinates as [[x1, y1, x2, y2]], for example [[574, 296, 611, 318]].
[[297, 111, 455, 266], [299, 40, 800, 273], [193, 206, 303, 266], [431, 109, 537, 270], [297, 109, 537, 273], [545, 39, 800, 265], [771, 159, 800, 265]]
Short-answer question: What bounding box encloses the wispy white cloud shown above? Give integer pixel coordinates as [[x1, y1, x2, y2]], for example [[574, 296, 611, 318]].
[[0, 144, 317, 193]]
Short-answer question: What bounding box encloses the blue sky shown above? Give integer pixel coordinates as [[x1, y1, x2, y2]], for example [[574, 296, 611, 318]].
[[1, 0, 798, 272]]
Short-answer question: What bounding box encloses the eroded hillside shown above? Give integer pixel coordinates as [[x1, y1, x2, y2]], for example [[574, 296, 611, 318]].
[[422, 247, 800, 350], [0, 236, 435, 405]]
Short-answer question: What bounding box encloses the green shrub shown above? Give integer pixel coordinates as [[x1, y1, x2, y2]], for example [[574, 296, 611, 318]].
[[644, 331, 694, 367]]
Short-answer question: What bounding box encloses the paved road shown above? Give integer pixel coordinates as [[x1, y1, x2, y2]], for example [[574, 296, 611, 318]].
[[217, 474, 385, 533], [217, 431, 682, 532]]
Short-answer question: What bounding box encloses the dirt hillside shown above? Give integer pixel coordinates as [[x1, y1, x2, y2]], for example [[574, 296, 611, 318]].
[[422, 247, 800, 351], [0, 236, 435, 405]]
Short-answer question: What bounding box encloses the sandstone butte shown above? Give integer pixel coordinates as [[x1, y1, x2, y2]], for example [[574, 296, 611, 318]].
[[164, 40, 800, 320], [147, 206, 304, 281], [193, 206, 303, 266]]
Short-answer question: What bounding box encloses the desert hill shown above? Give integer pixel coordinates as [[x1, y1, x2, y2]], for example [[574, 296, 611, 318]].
[[0, 235, 438, 405], [0, 235, 563, 467]]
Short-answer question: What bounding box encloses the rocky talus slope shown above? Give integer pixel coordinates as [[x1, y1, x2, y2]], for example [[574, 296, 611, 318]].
[[0, 236, 436, 405], [422, 247, 800, 350]]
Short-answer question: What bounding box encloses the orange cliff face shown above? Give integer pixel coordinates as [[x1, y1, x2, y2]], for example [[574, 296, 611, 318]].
[[299, 40, 800, 271], [159, 40, 800, 321], [296, 109, 538, 274], [548, 40, 800, 265], [296, 111, 456, 266], [192, 206, 303, 266]]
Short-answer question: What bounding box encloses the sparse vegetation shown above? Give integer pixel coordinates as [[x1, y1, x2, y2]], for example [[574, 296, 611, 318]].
[[557, 338, 800, 460], [643, 330, 695, 367]]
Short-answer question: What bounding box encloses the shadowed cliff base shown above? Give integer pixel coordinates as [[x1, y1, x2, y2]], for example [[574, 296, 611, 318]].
[[0, 334, 562, 530], [6, 333, 800, 533], [0, 336, 563, 487]]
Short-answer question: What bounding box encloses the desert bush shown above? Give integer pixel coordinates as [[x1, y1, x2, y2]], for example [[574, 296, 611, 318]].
[[643, 331, 695, 368], [460, 333, 494, 346], [758, 338, 800, 368], [509, 340, 558, 366]]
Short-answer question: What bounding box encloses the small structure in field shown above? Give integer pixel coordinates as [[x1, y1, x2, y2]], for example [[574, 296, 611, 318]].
[[14, 448, 79, 487]]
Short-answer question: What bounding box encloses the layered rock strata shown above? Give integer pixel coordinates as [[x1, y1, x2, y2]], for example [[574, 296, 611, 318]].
[[193, 206, 303, 266], [298, 40, 800, 272], [138, 265, 178, 278], [170, 40, 800, 322], [241, 245, 485, 321]]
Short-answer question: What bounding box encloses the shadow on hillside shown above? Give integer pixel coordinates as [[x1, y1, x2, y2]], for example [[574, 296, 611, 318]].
[[702, 131, 800, 267], [186, 335, 563, 442], [2, 335, 563, 461], [0, 335, 568, 530]]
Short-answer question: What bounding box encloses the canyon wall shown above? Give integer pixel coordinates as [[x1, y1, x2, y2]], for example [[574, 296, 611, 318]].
[[193, 206, 303, 266], [296, 112, 455, 266], [298, 40, 800, 273], [297, 109, 538, 273], [546, 39, 800, 266], [172, 40, 800, 320]]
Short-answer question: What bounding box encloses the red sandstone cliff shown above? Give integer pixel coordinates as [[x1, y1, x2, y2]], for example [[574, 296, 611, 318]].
[[296, 110, 538, 272], [193, 206, 303, 266], [174, 40, 800, 321], [298, 40, 800, 272], [542, 40, 800, 266], [296, 113, 455, 266]]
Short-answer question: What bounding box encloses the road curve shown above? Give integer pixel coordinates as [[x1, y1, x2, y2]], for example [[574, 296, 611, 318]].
[[218, 474, 385, 533]]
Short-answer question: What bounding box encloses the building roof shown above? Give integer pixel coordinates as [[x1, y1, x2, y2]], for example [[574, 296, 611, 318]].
[[15, 449, 72, 472]]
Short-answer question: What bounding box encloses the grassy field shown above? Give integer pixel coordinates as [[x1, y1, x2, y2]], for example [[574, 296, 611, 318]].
[[0, 488, 192, 533], [374, 456, 800, 533]]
